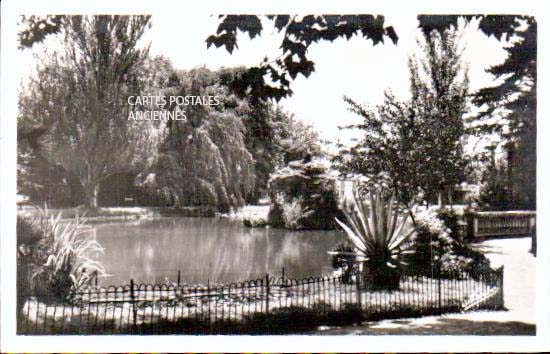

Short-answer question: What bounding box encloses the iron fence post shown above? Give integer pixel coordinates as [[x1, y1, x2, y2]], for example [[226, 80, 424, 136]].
[[265, 274, 270, 314], [130, 278, 137, 332], [265, 274, 271, 333], [207, 278, 212, 333], [356, 275, 362, 311], [437, 263, 442, 310], [498, 266, 504, 308]]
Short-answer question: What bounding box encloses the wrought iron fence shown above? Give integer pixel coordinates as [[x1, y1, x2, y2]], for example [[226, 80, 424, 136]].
[[18, 266, 504, 335]]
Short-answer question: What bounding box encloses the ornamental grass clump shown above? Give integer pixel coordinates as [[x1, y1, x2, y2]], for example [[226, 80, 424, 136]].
[[19, 209, 106, 302], [331, 183, 416, 291], [281, 196, 314, 231]]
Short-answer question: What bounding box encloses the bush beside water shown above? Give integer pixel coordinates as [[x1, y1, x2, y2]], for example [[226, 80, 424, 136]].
[[267, 160, 344, 230]]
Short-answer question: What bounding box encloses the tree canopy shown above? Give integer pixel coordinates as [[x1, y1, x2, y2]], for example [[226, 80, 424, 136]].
[[409, 30, 469, 202], [18, 15, 152, 207]]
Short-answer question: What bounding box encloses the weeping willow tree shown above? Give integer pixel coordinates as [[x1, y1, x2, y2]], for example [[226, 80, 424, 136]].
[[141, 68, 255, 212]]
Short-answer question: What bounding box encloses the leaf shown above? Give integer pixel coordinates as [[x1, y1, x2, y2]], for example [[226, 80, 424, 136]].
[[385, 26, 399, 44], [235, 15, 263, 39], [417, 15, 460, 36], [478, 15, 522, 41], [18, 15, 65, 49], [362, 15, 385, 45], [206, 33, 238, 53], [335, 218, 367, 253], [274, 15, 291, 31]]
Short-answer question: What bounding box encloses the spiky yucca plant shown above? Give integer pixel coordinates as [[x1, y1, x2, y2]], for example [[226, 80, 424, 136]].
[[331, 186, 416, 290]]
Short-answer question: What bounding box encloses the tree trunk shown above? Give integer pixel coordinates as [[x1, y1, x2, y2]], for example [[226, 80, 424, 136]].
[[84, 183, 100, 208]]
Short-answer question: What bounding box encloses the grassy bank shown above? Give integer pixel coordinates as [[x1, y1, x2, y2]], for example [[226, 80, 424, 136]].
[[17, 205, 218, 221]]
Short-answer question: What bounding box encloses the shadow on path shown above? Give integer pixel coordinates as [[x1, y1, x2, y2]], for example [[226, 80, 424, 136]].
[[315, 317, 536, 336]]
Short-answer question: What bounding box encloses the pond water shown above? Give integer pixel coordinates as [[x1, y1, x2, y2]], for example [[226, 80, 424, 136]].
[[87, 217, 343, 286]]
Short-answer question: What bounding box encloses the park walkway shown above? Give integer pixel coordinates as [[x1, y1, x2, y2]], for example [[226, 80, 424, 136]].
[[314, 237, 536, 335]]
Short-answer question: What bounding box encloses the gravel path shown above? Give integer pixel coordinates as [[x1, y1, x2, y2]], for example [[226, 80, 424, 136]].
[[314, 237, 536, 335]]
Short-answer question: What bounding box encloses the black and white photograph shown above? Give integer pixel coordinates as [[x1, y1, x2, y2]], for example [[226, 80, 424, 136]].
[[1, 1, 549, 352]]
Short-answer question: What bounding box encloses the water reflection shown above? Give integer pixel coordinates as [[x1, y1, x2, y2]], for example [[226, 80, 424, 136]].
[[90, 217, 342, 285]]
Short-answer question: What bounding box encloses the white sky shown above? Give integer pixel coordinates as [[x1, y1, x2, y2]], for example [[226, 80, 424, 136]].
[[18, 13, 510, 148], [145, 13, 509, 146]]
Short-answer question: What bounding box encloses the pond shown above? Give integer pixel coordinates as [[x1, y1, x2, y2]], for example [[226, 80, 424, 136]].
[[87, 217, 343, 286]]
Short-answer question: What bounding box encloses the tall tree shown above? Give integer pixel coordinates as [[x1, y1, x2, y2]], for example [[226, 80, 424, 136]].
[[334, 92, 424, 205], [473, 17, 536, 209], [218, 67, 280, 202], [18, 15, 151, 207], [334, 29, 469, 206], [409, 29, 469, 204], [218, 67, 323, 202]]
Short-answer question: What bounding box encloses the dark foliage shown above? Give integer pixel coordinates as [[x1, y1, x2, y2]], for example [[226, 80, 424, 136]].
[[267, 160, 344, 230], [18, 15, 64, 49], [17, 216, 47, 314], [471, 17, 537, 210], [436, 208, 462, 241], [208, 15, 530, 103], [207, 15, 398, 101], [219, 67, 323, 202]]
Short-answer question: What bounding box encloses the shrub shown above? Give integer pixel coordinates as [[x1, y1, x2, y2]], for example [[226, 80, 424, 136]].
[[436, 208, 461, 241], [329, 241, 357, 283], [450, 242, 492, 280], [408, 208, 491, 279], [17, 215, 51, 314]]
